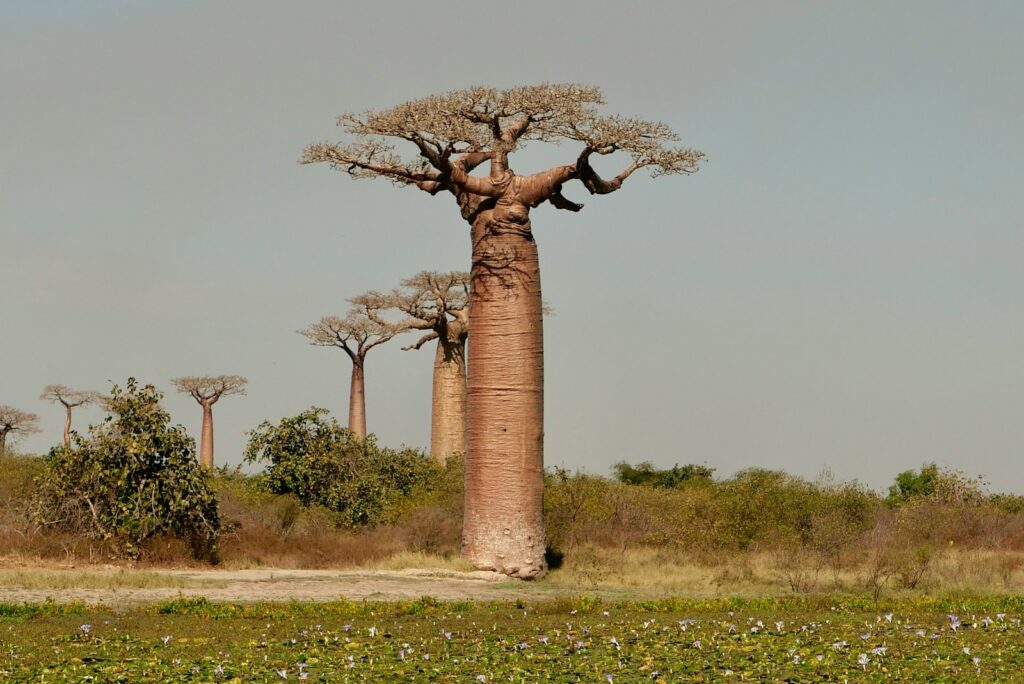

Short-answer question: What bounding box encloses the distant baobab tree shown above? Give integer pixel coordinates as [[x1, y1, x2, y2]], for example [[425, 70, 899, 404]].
[[394, 271, 470, 465], [170, 375, 248, 469], [299, 295, 407, 439], [0, 405, 40, 456], [40, 385, 103, 449], [303, 84, 703, 578]]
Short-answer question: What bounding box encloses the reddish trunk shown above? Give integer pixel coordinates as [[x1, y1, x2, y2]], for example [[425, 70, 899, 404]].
[[199, 403, 214, 469], [63, 405, 72, 449], [463, 208, 546, 579], [431, 334, 467, 465], [349, 358, 367, 438]]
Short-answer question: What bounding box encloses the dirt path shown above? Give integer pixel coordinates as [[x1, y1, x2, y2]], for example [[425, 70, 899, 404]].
[[0, 568, 573, 605]]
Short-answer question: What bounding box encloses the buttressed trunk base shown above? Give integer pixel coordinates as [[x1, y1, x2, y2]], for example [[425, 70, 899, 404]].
[[463, 212, 546, 580], [431, 336, 467, 465]]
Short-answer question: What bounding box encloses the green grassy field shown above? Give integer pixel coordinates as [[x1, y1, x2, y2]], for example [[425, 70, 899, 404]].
[[2, 596, 1022, 682]]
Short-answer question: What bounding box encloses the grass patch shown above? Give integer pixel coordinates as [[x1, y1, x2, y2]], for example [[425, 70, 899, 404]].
[[0, 568, 225, 591]]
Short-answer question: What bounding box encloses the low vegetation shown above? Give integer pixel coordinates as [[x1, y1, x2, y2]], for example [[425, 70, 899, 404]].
[[3, 596, 1024, 681], [5, 401, 1024, 600]]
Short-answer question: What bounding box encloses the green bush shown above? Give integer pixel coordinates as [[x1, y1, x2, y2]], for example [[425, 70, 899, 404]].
[[243, 408, 440, 527], [32, 379, 220, 560], [612, 461, 714, 488]]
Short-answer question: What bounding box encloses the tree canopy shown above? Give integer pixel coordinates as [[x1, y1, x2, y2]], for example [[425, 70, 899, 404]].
[[170, 375, 248, 405], [302, 83, 703, 212]]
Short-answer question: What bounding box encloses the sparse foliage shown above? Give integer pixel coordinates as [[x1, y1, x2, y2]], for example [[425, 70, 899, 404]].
[[0, 405, 40, 456], [170, 375, 247, 404], [32, 379, 220, 560]]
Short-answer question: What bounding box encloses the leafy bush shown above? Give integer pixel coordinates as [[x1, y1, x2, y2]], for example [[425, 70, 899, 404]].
[[887, 463, 940, 505], [243, 408, 440, 527], [32, 379, 220, 560], [612, 461, 714, 488]]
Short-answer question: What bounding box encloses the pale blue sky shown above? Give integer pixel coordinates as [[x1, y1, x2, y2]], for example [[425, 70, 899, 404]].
[[2, 1, 1021, 491]]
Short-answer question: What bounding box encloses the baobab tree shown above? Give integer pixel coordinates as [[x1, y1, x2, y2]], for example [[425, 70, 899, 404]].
[[170, 375, 247, 469], [40, 385, 103, 449], [302, 84, 703, 578], [393, 271, 470, 465], [0, 405, 40, 456], [299, 295, 407, 439]]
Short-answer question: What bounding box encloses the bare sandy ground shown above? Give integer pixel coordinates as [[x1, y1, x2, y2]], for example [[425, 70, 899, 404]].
[[0, 568, 567, 605]]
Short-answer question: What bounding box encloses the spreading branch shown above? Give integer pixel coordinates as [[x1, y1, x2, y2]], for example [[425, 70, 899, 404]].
[[299, 294, 412, 360], [0, 405, 40, 453], [302, 83, 704, 212], [170, 375, 248, 406], [40, 385, 104, 409]]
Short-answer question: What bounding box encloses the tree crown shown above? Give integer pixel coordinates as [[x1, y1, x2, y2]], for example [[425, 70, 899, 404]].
[[40, 384, 104, 408], [171, 375, 248, 405], [302, 83, 703, 211], [0, 405, 40, 434], [300, 292, 413, 359]]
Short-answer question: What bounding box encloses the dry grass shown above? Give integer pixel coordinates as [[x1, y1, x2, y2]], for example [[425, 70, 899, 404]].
[[364, 551, 474, 573], [541, 545, 1024, 599], [0, 567, 225, 590]]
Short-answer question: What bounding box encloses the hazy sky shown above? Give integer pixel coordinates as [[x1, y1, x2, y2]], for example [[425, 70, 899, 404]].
[[2, 1, 1021, 491]]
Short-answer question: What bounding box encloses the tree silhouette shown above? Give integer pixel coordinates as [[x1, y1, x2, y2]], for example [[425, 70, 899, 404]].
[[40, 385, 103, 449], [303, 84, 702, 577], [300, 294, 408, 439], [0, 405, 40, 456], [170, 375, 247, 469]]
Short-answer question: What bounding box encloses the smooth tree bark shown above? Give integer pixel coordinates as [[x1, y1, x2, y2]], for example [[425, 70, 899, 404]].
[[0, 405, 40, 456], [299, 295, 407, 439], [40, 385, 102, 449], [170, 375, 247, 469], [302, 84, 703, 578], [392, 271, 471, 465]]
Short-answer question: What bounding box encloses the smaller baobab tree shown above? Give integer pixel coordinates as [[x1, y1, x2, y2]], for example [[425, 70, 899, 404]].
[[40, 385, 103, 449], [299, 295, 408, 439], [0, 405, 41, 456], [170, 375, 248, 469], [394, 271, 470, 465]]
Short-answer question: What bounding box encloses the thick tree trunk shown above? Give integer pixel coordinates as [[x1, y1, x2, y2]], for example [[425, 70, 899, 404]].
[[199, 403, 214, 469], [463, 214, 546, 579], [63, 406, 72, 449], [0, 431, 6, 457], [431, 335, 467, 465], [348, 359, 367, 439]]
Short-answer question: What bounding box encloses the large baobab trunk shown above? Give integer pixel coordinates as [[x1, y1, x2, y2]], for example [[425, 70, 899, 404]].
[[431, 335, 467, 464], [302, 84, 703, 580], [348, 359, 367, 439], [463, 214, 546, 579], [199, 403, 214, 469]]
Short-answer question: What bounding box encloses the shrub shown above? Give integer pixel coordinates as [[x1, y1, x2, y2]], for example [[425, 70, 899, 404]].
[[612, 461, 714, 488], [243, 408, 440, 527], [32, 379, 220, 560]]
